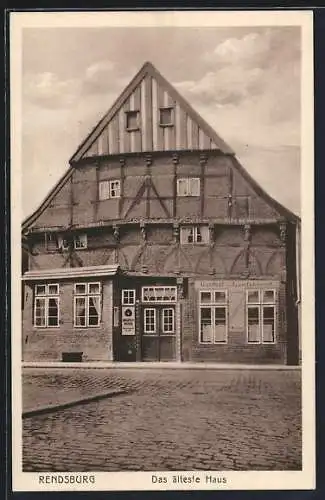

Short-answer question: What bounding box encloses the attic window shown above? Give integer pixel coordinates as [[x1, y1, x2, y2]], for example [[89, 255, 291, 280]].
[[126, 111, 140, 131], [159, 107, 174, 127]]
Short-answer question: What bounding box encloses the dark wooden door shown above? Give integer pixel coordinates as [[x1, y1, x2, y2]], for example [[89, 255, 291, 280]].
[[141, 306, 176, 361]]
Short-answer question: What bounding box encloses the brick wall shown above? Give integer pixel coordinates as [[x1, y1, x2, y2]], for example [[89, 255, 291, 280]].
[[22, 279, 113, 362], [182, 278, 287, 364]]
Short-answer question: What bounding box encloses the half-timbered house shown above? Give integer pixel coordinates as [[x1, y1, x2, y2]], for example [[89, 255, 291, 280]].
[[22, 62, 300, 364]]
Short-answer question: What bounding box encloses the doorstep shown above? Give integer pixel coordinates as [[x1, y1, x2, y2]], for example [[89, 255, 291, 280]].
[[22, 361, 301, 370]]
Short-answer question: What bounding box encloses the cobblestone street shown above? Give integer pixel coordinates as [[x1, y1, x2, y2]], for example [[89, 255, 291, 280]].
[[23, 368, 301, 472]]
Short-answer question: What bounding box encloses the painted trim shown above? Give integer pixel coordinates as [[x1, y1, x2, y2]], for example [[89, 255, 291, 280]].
[[23, 265, 119, 281]]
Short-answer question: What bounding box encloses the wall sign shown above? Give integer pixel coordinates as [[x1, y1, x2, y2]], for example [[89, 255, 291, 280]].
[[122, 306, 135, 335]]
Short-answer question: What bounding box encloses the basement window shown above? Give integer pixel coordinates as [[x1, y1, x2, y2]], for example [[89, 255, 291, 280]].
[[126, 110, 140, 131], [159, 107, 174, 127]]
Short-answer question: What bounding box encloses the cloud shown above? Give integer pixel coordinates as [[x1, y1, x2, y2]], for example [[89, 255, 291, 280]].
[[23, 72, 81, 109]]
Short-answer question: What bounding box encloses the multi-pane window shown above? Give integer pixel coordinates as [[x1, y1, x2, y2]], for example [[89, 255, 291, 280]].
[[144, 308, 156, 334], [74, 233, 87, 249], [177, 178, 200, 197], [199, 290, 227, 343], [99, 180, 121, 200], [162, 308, 175, 334], [126, 110, 140, 131], [159, 107, 173, 126], [142, 286, 177, 303], [34, 284, 59, 327], [74, 282, 101, 327], [57, 235, 69, 251], [246, 290, 276, 343], [180, 225, 209, 244], [122, 289, 136, 305]]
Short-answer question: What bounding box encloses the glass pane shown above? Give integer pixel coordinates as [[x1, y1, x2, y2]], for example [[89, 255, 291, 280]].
[[75, 284, 86, 294], [215, 291, 226, 303], [248, 306, 260, 342], [214, 307, 226, 342], [110, 180, 120, 198], [48, 297, 59, 327], [263, 290, 275, 303], [247, 290, 259, 303], [200, 307, 213, 342], [88, 296, 100, 326], [75, 297, 86, 326], [36, 285, 46, 295], [215, 307, 226, 323], [200, 291, 211, 303], [48, 284, 59, 295], [89, 283, 100, 294], [263, 306, 275, 342], [196, 227, 202, 243]]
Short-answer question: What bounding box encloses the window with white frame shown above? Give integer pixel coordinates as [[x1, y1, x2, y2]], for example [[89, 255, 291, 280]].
[[180, 225, 209, 244], [74, 282, 101, 327], [246, 289, 276, 343], [162, 308, 175, 334], [122, 289, 136, 305], [199, 290, 227, 343], [177, 177, 200, 197], [57, 235, 70, 251], [144, 308, 156, 334], [99, 179, 121, 200], [34, 284, 59, 327], [142, 286, 177, 303], [74, 233, 87, 250]]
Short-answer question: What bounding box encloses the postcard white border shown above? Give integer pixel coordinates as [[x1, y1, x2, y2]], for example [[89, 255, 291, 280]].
[[10, 9, 315, 492]]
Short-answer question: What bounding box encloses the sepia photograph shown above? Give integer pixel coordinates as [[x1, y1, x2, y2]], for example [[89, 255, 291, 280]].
[[10, 10, 315, 492]]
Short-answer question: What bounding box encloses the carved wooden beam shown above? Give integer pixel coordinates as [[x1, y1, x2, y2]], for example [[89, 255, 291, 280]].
[[113, 224, 120, 244], [279, 222, 287, 245], [173, 222, 180, 244]]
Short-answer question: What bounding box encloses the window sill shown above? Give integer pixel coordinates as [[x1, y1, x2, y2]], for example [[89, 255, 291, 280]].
[[159, 123, 174, 128], [126, 127, 140, 132]]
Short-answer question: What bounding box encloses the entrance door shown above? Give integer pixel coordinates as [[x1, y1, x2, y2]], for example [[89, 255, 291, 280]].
[[141, 306, 176, 361]]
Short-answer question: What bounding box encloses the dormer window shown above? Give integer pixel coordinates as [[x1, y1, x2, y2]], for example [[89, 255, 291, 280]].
[[126, 110, 140, 131], [159, 107, 174, 127]]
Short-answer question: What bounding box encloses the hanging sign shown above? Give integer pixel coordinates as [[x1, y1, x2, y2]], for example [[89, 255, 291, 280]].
[[122, 306, 135, 335]]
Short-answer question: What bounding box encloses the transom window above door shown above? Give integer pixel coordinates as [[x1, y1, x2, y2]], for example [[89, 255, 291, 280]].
[[142, 286, 177, 303], [177, 177, 200, 197]]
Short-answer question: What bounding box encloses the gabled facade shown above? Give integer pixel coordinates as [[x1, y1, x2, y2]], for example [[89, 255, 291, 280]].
[[22, 62, 300, 364]]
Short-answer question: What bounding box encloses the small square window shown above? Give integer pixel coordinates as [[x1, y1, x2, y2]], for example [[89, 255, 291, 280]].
[[159, 107, 173, 126], [126, 111, 140, 131], [74, 234, 87, 249]]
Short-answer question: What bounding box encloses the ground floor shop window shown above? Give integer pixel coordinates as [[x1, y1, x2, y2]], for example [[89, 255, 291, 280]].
[[246, 290, 276, 343], [74, 282, 101, 327], [34, 284, 59, 327], [199, 290, 227, 343]]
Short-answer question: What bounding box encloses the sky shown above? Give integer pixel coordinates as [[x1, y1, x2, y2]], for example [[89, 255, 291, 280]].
[[21, 25, 301, 218]]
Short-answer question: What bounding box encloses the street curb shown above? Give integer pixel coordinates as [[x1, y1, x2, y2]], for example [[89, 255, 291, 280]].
[[23, 389, 129, 419], [22, 362, 301, 371]]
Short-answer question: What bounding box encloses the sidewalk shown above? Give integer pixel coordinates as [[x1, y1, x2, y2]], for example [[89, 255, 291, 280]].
[[23, 361, 301, 370]]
